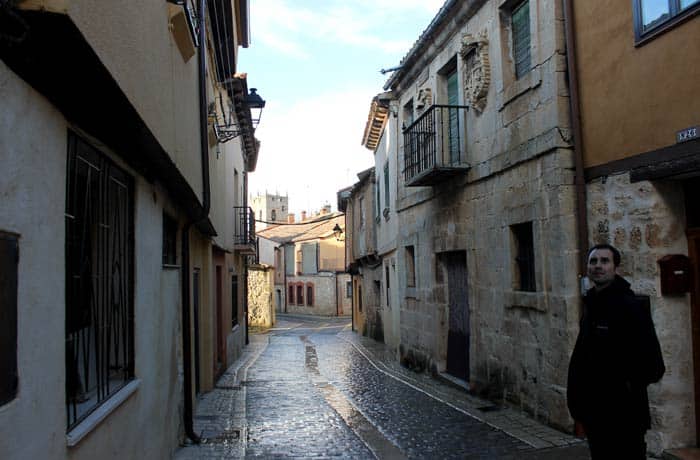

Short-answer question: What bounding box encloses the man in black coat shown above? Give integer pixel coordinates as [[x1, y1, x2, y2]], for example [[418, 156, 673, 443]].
[[567, 244, 665, 459]]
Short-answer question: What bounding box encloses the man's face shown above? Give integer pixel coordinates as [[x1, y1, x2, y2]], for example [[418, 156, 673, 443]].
[[587, 248, 616, 288]]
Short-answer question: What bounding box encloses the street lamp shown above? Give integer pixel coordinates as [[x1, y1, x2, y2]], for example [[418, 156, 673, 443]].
[[246, 88, 266, 129], [332, 223, 344, 241]]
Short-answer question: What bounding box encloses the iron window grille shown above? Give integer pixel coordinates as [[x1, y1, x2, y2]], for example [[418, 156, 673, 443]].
[[65, 133, 134, 431], [306, 284, 314, 307]]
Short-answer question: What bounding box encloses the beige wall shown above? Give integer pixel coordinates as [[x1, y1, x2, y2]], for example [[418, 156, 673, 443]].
[[0, 61, 185, 459], [63, 2, 203, 197], [573, 1, 700, 166]]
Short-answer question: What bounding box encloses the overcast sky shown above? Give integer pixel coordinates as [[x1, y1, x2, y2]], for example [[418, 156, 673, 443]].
[[239, 0, 444, 217]]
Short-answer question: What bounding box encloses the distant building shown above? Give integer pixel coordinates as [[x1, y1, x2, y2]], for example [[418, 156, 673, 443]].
[[256, 212, 351, 317], [251, 192, 289, 229]]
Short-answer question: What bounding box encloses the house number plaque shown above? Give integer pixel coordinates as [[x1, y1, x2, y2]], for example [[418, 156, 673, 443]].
[[676, 126, 698, 144]]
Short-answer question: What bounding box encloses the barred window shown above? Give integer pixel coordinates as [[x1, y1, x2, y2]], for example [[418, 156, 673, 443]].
[[306, 284, 314, 307], [65, 132, 134, 430]]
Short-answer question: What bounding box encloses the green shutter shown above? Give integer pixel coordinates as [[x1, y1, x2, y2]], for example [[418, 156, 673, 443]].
[[512, 1, 531, 79]]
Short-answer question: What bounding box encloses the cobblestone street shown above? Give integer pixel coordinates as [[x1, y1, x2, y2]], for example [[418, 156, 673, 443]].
[[176, 314, 590, 459]]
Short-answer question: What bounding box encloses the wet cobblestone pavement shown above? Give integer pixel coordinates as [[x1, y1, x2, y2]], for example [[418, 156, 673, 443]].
[[176, 314, 591, 459]]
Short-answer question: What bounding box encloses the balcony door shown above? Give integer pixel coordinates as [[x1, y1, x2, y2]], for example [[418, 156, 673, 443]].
[[447, 69, 460, 165]]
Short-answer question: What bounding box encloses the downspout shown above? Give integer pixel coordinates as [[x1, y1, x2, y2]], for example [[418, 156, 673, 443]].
[[181, 0, 209, 444], [282, 245, 287, 313], [335, 270, 339, 316], [563, 0, 589, 282], [243, 172, 249, 345]]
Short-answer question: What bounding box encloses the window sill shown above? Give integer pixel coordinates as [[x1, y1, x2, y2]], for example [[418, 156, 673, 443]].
[[66, 379, 140, 447], [162, 263, 181, 270], [499, 66, 541, 111], [505, 290, 545, 312]]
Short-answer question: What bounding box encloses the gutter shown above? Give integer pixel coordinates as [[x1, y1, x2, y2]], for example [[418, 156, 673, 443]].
[[181, 0, 209, 444], [563, 0, 589, 279]]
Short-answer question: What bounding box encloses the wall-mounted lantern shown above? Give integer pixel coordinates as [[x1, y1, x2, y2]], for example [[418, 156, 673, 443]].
[[333, 223, 344, 241]]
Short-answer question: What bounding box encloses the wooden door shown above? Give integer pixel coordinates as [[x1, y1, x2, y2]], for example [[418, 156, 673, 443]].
[[687, 229, 700, 444], [444, 251, 470, 381]]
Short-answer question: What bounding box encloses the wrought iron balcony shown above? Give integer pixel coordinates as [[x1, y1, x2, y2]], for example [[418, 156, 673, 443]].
[[403, 104, 471, 186], [234, 206, 256, 254]]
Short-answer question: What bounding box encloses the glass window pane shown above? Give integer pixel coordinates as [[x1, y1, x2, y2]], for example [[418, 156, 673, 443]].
[[641, 0, 670, 30], [681, 0, 699, 9]]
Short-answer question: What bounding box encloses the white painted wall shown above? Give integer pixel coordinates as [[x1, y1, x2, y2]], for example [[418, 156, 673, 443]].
[[0, 60, 183, 459]]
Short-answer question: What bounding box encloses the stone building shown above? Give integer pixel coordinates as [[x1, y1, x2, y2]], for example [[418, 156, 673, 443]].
[[350, 0, 579, 432], [568, 0, 700, 453], [256, 212, 350, 317], [0, 1, 261, 458], [251, 191, 289, 230]]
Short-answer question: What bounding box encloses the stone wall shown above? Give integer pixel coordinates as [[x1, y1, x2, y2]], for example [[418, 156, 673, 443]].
[[586, 173, 695, 453], [248, 266, 274, 328], [285, 274, 340, 316]]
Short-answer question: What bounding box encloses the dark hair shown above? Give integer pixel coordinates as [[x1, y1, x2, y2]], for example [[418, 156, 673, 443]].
[[587, 243, 621, 267]]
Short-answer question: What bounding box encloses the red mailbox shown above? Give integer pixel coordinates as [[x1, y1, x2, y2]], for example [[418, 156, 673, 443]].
[[657, 254, 691, 295]]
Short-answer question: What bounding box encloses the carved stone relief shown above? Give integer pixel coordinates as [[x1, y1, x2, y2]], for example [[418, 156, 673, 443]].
[[460, 32, 490, 113], [416, 87, 432, 110]]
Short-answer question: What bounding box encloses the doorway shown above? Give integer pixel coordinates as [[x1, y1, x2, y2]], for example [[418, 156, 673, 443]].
[[442, 251, 470, 381], [685, 177, 700, 444], [215, 265, 224, 378]]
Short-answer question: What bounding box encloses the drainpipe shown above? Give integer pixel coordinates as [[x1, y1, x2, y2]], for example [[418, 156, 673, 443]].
[[563, 0, 589, 280], [181, 0, 209, 444], [243, 172, 250, 345]]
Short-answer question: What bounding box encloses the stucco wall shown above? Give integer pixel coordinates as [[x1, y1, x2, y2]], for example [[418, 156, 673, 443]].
[[285, 274, 340, 316], [66, 2, 203, 196], [587, 173, 695, 454], [573, 1, 700, 166], [0, 61, 183, 459]]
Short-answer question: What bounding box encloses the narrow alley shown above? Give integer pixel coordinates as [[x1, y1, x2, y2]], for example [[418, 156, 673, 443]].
[[176, 315, 590, 459]]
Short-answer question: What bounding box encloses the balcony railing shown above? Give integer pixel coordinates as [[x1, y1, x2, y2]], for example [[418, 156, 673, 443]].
[[234, 206, 256, 254], [403, 104, 471, 186]]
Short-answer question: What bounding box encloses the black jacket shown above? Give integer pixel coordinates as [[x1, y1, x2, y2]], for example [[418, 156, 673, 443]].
[[567, 275, 665, 431]]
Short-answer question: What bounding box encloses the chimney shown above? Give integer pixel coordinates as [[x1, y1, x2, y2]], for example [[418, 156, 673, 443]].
[[301, 210, 307, 221], [287, 213, 295, 224]]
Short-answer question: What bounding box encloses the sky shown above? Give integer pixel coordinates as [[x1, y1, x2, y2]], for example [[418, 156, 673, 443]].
[[239, 0, 445, 218]]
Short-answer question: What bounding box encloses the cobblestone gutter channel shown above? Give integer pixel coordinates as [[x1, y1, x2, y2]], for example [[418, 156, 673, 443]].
[[301, 335, 407, 459]]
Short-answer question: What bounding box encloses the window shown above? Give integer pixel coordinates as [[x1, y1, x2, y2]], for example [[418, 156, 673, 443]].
[[445, 65, 460, 164], [306, 283, 314, 306], [271, 209, 277, 221], [301, 242, 318, 274], [359, 196, 365, 228], [296, 284, 304, 305], [403, 99, 414, 127], [284, 245, 295, 275], [383, 163, 390, 211], [65, 133, 134, 430], [358, 284, 363, 312], [346, 281, 352, 298], [406, 245, 416, 287], [231, 275, 239, 327], [634, 0, 700, 42], [163, 213, 178, 265], [512, 0, 531, 79], [0, 232, 19, 407], [512, 222, 536, 292], [296, 249, 302, 275], [288, 284, 295, 304], [385, 265, 391, 307], [376, 180, 381, 220]]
